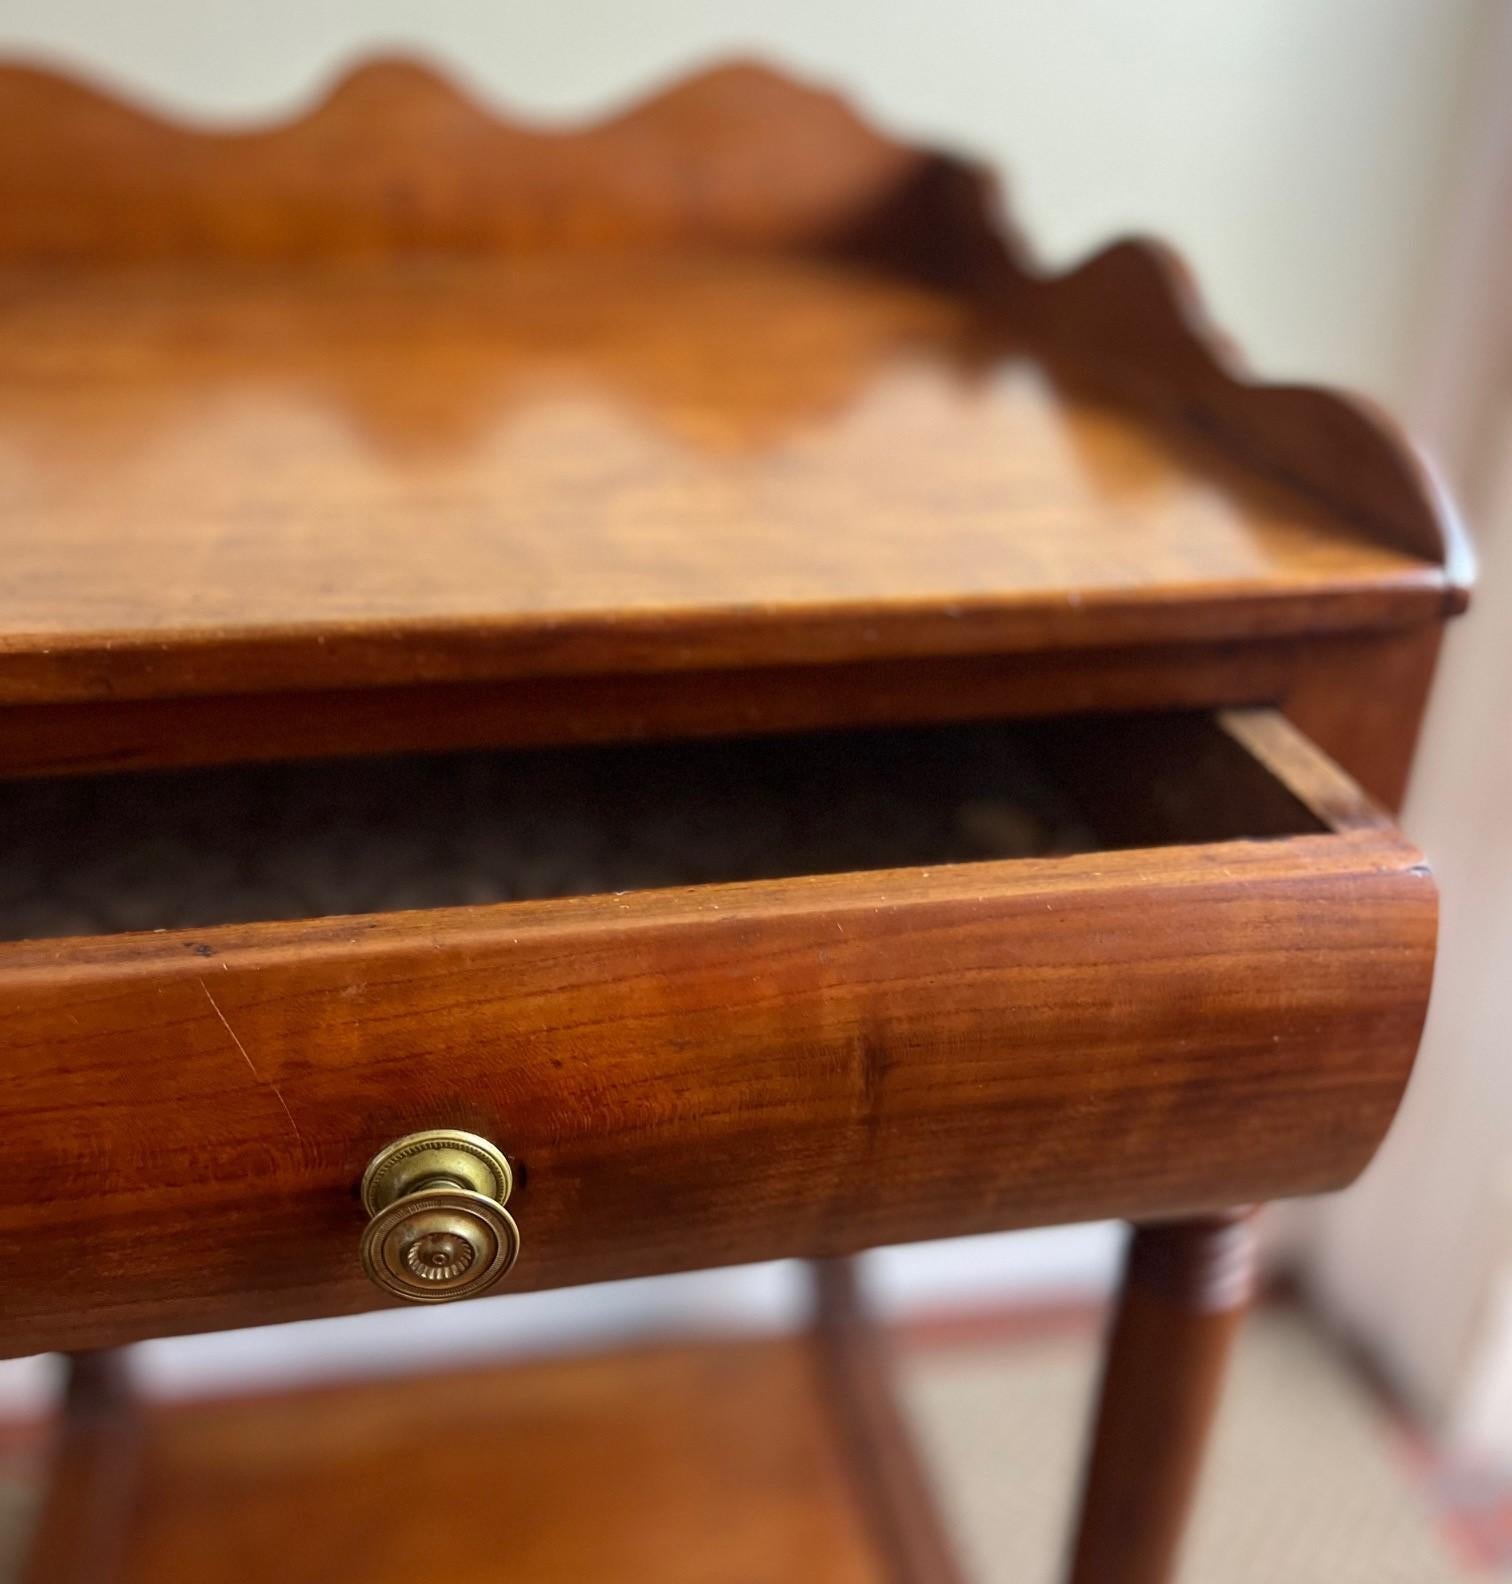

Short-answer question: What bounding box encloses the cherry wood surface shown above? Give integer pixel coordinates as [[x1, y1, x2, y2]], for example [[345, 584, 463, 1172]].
[[0, 625, 1442, 816], [0, 58, 922, 263], [100, 1337, 889, 1584], [0, 58, 1463, 735], [1280, 622, 1446, 810], [20, 1268, 965, 1584], [0, 252, 1446, 708], [1066, 1213, 1259, 1584], [0, 640, 1326, 779], [0, 712, 1435, 1356]]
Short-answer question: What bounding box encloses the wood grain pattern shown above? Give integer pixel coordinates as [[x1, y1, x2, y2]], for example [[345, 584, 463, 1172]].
[[2, 57, 1461, 1572], [0, 819, 1433, 1357], [0, 58, 1463, 728], [1281, 622, 1446, 810], [0, 628, 1447, 786], [109, 1337, 889, 1584], [1215, 707, 1391, 833], [0, 253, 1447, 708], [874, 155, 1469, 572], [1001, 238, 1467, 571]]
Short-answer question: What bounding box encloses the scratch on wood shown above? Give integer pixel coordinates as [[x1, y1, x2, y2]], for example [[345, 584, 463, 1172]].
[[199, 978, 304, 1149]]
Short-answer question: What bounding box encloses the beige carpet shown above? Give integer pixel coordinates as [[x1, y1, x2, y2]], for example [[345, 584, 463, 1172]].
[[898, 1306, 1476, 1582], [0, 1308, 1479, 1581]]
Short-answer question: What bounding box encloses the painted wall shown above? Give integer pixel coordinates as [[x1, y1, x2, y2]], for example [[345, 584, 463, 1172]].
[[1301, 7, 1512, 1465]]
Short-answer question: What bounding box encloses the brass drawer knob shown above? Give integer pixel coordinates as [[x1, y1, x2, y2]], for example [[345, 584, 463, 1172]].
[[359, 1129, 520, 1304]]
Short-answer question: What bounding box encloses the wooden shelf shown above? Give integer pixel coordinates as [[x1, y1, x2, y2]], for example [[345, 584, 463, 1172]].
[[105, 1338, 887, 1584], [23, 1295, 974, 1584], [21, 1267, 967, 1584]]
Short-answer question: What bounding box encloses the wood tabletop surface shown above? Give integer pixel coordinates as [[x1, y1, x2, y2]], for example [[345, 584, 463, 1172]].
[[0, 252, 1445, 705], [0, 57, 1462, 714]]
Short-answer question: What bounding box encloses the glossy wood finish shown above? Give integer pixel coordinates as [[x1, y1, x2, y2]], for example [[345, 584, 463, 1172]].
[[1066, 1213, 1260, 1584], [1282, 622, 1446, 810], [998, 238, 1465, 570], [0, 253, 1446, 709], [104, 1337, 889, 1584], [0, 58, 1462, 751], [0, 713, 1435, 1356], [0, 628, 1444, 789], [0, 59, 921, 263], [855, 154, 1466, 572]]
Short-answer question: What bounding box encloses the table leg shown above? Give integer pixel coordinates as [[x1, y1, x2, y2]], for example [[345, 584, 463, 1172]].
[[812, 1259, 970, 1584], [21, 1349, 140, 1584], [1064, 1210, 1258, 1584]]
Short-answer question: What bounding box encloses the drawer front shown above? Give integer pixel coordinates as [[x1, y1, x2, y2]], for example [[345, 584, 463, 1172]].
[[1, 812, 1432, 1356]]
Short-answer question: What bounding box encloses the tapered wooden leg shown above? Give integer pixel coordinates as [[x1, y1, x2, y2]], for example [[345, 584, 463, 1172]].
[[811, 1259, 970, 1584], [21, 1350, 140, 1584], [1065, 1211, 1258, 1584]]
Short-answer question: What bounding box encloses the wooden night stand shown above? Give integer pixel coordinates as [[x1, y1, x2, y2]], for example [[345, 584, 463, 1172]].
[[1, 57, 1467, 1584]]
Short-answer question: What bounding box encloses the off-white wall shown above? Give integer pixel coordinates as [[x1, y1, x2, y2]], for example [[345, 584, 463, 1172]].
[[1320, 411, 1512, 1462], [0, 2, 1494, 1406], [1300, 6, 1512, 1467]]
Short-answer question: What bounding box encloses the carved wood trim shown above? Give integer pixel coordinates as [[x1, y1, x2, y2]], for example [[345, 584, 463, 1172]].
[[0, 57, 926, 261], [852, 155, 1467, 570], [0, 55, 1464, 571]]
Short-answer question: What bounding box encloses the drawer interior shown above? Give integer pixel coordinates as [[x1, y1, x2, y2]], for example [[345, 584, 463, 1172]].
[[0, 710, 1336, 943]]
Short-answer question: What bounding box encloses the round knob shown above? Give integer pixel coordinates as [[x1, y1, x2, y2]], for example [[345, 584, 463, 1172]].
[[359, 1130, 520, 1304]]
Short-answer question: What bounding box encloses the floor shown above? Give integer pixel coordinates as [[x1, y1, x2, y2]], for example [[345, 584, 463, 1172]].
[[895, 1304, 1494, 1582], [0, 1303, 1500, 1581]]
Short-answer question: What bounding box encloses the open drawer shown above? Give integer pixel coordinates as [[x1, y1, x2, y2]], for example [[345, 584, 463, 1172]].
[[0, 708, 1433, 1356]]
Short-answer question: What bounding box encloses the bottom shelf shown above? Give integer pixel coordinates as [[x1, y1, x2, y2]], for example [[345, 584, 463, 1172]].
[[120, 1337, 887, 1584], [24, 1264, 969, 1584]]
